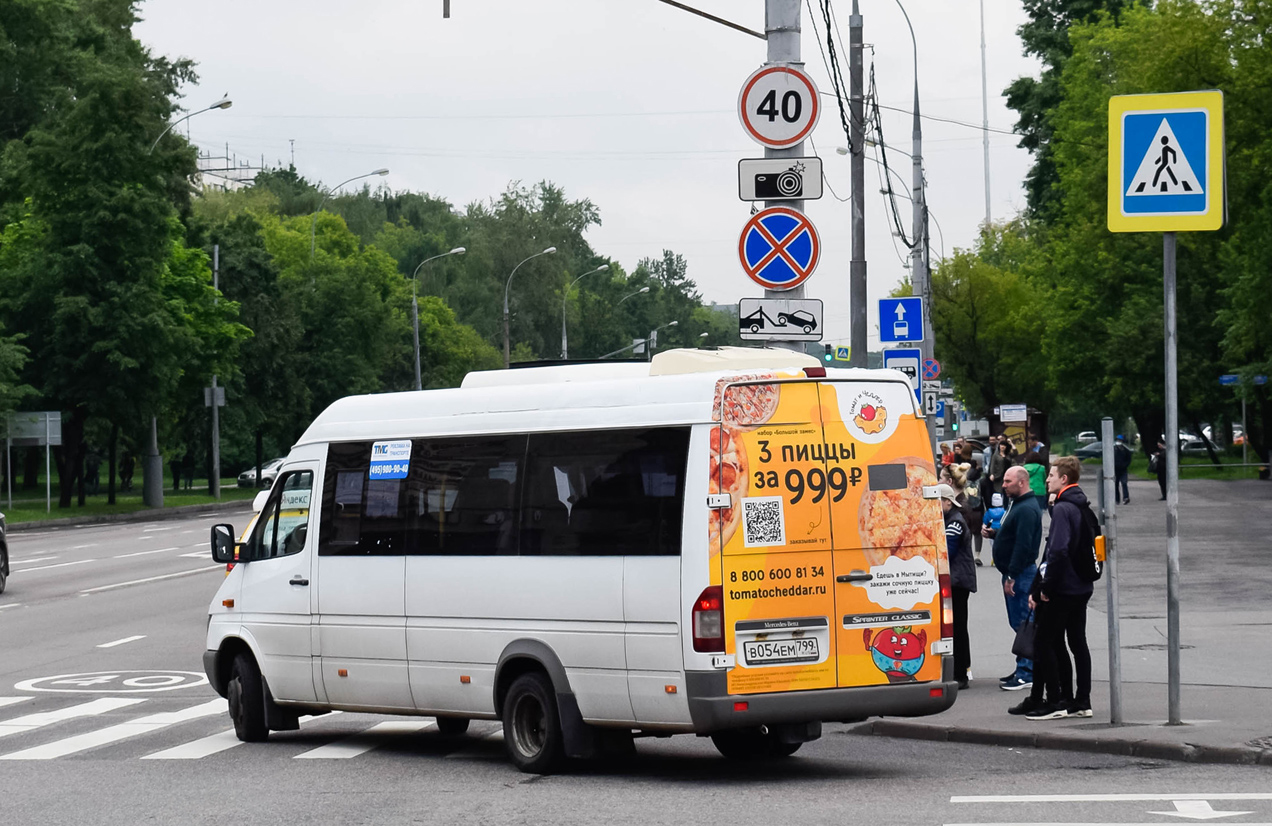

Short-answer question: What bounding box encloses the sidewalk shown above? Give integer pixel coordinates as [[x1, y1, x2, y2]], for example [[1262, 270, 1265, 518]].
[[4, 497, 253, 533], [851, 474, 1272, 765]]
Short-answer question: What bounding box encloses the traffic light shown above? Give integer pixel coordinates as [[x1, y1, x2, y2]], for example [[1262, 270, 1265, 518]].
[[823, 344, 834, 363], [951, 419, 959, 432]]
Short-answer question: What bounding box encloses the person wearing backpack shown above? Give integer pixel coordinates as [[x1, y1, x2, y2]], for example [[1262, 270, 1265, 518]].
[[1013, 456, 1095, 721], [937, 483, 977, 690]]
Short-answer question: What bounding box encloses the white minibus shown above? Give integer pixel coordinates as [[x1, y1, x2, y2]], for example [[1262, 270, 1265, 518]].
[[205, 347, 957, 773]]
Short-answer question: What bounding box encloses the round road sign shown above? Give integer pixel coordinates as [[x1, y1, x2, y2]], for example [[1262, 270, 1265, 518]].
[[738, 206, 821, 291], [738, 65, 821, 148], [923, 359, 941, 380]]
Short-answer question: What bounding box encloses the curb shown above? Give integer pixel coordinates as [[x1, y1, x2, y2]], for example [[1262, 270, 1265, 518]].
[[848, 720, 1272, 766], [4, 499, 254, 533]]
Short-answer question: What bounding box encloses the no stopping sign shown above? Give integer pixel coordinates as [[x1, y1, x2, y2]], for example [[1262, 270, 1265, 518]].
[[738, 65, 821, 148]]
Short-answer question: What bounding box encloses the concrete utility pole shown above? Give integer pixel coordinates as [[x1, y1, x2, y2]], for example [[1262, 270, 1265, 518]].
[[848, 0, 867, 368], [979, 0, 991, 226], [764, 0, 806, 355]]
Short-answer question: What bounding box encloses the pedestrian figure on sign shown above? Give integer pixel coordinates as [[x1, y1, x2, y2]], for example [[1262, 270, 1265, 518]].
[[1139, 135, 1190, 193]]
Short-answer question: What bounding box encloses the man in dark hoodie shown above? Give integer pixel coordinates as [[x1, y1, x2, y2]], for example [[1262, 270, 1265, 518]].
[[1013, 456, 1095, 720], [984, 465, 1043, 691]]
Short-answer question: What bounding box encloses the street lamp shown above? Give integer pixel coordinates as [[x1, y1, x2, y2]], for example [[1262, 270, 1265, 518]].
[[147, 95, 232, 155], [599, 320, 678, 360], [411, 246, 466, 391], [503, 247, 557, 367], [647, 320, 679, 361], [617, 286, 650, 306], [560, 265, 609, 360], [310, 168, 390, 258]]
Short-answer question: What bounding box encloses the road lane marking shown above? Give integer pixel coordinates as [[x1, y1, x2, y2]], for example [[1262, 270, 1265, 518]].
[[97, 635, 146, 649], [293, 720, 435, 759], [0, 604, 21, 611], [179, 551, 206, 559], [141, 713, 336, 760], [112, 547, 179, 559], [0, 699, 223, 759], [80, 565, 224, 594], [952, 795, 1272, 803], [943, 823, 1272, 826], [70, 544, 98, 550], [10, 556, 58, 566], [0, 697, 145, 741], [0, 698, 31, 710], [20, 559, 97, 573]]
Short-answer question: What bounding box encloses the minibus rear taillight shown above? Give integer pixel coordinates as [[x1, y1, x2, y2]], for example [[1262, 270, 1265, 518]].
[[692, 586, 724, 652], [939, 573, 953, 639]]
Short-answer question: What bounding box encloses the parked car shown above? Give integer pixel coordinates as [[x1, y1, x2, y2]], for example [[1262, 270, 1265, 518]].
[[0, 510, 8, 594], [1076, 431, 1098, 445], [237, 458, 285, 489], [1075, 440, 1104, 460]]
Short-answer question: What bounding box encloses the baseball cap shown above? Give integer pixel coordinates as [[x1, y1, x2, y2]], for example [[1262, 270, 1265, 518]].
[[933, 483, 960, 505]]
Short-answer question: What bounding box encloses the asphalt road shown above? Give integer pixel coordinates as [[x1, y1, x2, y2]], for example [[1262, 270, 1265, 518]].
[[1, 510, 1269, 825]]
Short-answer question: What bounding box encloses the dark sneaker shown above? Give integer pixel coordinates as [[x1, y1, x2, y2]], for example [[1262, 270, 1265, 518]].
[[1008, 696, 1046, 716], [957, 679, 969, 690], [1026, 702, 1069, 721], [1067, 701, 1093, 718], [1000, 676, 1033, 691], [999, 672, 1018, 684]]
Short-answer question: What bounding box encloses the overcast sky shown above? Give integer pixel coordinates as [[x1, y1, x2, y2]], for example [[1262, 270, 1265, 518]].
[[135, 0, 1039, 351]]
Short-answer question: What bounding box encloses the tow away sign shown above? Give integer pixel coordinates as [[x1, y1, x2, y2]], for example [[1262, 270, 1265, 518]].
[[738, 298, 822, 342]]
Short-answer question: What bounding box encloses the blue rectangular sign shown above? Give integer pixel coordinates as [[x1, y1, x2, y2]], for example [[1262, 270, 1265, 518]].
[[1219, 374, 1239, 386], [879, 297, 924, 343], [882, 347, 922, 402]]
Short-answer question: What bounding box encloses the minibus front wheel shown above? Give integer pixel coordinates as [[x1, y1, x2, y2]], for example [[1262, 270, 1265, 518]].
[[227, 653, 268, 743], [503, 672, 565, 774]]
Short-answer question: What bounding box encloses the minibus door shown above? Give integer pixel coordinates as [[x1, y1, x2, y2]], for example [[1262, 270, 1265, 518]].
[[716, 380, 837, 696], [818, 381, 946, 688]]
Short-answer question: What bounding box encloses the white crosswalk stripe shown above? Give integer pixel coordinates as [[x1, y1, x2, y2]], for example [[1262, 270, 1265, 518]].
[[0, 697, 144, 741], [294, 719, 435, 759], [141, 712, 339, 760], [0, 698, 224, 760]]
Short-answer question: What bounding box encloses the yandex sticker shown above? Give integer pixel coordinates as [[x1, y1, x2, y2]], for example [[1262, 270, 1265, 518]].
[[708, 375, 946, 695]]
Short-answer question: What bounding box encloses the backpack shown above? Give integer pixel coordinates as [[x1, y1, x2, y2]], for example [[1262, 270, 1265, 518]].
[[1072, 499, 1104, 582], [963, 479, 983, 511]]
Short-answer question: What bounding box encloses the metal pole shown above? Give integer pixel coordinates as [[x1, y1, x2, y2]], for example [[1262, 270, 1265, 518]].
[[143, 415, 163, 508], [210, 244, 220, 500], [848, 0, 867, 368], [978, 0, 991, 226], [1242, 397, 1248, 467], [764, 0, 805, 355], [44, 414, 50, 513], [561, 296, 569, 360], [1101, 416, 1123, 725], [1163, 231, 1182, 725], [412, 295, 422, 391], [6, 433, 10, 510]]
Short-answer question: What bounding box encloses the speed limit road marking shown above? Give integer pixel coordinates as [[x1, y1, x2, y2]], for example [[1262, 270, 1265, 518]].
[[738, 64, 821, 148], [15, 671, 209, 694]]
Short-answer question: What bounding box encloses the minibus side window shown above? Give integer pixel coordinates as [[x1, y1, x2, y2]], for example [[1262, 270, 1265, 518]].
[[252, 470, 315, 560], [521, 428, 688, 556], [318, 442, 406, 557], [406, 435, 526, 556]]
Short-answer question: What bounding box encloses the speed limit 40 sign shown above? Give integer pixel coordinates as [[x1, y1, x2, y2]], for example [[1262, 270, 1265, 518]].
[[738, 65, 821, 148]]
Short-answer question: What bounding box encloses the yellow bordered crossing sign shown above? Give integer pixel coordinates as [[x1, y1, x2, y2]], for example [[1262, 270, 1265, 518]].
[[1108, 91, 1224, 233]]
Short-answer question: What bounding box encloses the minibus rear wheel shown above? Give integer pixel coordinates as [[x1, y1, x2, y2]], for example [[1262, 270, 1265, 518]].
[[711, 728, 802, 760], [228, 653, 268, 742], [436, 716, 470, 736], [502, 672, 565, 774]]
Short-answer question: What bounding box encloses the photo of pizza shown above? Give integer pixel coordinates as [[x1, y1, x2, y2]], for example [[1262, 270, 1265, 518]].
[[712, 373, 780, 430], [708, 425, 748, 552], [857, 458, 942, 567]]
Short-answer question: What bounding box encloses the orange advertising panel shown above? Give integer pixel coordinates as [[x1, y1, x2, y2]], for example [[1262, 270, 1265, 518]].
[[709, 374, 945, 695]]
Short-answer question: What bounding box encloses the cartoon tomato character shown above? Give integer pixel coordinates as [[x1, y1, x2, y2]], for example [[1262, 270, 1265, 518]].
[[864, 626, 927, 683], [853, 402, 888, 435]]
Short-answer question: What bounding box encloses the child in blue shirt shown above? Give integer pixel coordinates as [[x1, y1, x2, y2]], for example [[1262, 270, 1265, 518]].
[[983, 492, 1006, 532]]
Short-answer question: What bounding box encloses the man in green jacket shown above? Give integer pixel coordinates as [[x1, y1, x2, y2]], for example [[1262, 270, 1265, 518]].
[[983, 466, 1043, 692]]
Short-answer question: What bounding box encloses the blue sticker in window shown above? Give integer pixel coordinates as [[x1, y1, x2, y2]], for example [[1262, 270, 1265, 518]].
[[369, 440, 412, 480]]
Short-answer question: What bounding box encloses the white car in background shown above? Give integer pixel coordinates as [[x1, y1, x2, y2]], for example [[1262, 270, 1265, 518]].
[[1076, 431, 1098, 445], [237, 458, 285, 489]]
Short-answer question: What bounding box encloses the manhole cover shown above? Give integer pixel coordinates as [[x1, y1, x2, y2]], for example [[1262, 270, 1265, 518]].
[[1123, 643, 1196, 651]]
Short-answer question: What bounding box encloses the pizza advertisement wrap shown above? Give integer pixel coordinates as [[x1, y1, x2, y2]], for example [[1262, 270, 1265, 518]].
[[709, 375, 945, 694]]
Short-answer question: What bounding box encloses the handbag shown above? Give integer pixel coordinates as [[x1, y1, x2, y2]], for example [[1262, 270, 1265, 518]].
[[1011, 613, 1037, 660]]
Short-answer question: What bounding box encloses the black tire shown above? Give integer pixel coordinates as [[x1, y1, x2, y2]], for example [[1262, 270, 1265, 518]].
[[749, 324, 761, 334], [435, 716, 470, 736], [502, 672, 565, 774], [711, 728, 802, 760], [0, 546, 7, 595], [802, 324, 814, 335], [227, 653, 268, 742]]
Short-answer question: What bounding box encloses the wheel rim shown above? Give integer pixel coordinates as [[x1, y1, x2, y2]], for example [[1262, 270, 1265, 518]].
[[511, 694, 547, 759]]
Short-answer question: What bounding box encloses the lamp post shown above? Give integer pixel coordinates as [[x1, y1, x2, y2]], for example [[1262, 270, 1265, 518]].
[[599, 321, 678, 360], [143, 95, 232, 509], [503, 247, 557, 368], [647, 320, 679, 361], [411, 247, 465, 391], [618, 286, 650, 306], [560, 265, 609, 360], [310, 168, 390, 258], [147, 95, 232, 155]]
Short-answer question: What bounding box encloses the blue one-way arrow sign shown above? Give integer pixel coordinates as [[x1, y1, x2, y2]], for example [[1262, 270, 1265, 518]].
[[879, 297, 924, 343]]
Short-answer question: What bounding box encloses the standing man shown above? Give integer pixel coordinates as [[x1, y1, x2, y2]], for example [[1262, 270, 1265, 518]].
[[938, 483, 976, 689], [1014, 456, 1095, 720], [983, 465, 1043, 691], [1029, 433, 1050, 467], [1154, 437, 1168, 500], [982, 436, 997, 474], [1114, 435, 1133, 504]]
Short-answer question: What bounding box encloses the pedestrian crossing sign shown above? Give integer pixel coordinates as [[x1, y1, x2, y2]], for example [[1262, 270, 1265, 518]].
[[1108, 91, 1224, 232]]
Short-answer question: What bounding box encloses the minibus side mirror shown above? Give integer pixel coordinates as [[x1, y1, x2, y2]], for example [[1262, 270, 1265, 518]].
[[211, 524, 237, 564]]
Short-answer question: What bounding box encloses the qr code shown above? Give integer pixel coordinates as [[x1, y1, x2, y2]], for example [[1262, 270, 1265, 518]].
[[742, 496, 786, 547]]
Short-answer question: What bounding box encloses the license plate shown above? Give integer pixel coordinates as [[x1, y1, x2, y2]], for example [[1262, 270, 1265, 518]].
[[742, 637, 819, 665]]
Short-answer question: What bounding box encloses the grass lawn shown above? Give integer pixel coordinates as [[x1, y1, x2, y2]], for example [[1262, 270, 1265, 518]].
[[1115, 452, 1266, 481], [2, 474, 256, 524]]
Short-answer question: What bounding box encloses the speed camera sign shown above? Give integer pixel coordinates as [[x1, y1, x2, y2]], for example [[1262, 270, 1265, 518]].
[[738, 65, 821, 148]]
